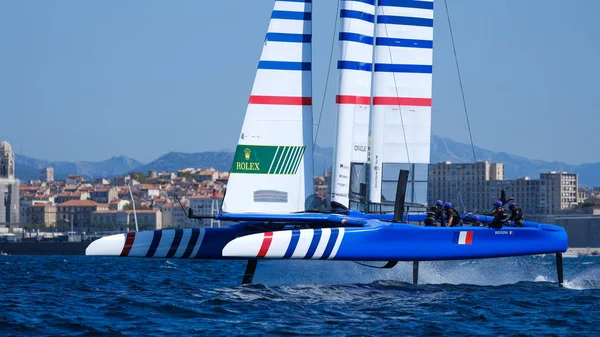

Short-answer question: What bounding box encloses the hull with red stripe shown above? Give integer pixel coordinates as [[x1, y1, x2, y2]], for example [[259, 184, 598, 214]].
[[86, 222, 567, 261]]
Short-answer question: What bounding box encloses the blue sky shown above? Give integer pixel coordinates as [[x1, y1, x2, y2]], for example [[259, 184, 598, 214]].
[[1, 0, 599, 164]]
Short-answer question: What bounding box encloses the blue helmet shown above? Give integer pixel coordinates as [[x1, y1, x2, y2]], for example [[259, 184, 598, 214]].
[[436, 200, 443, 206], [509, 202, 516, 209], [493, 200, 503, 207], [444, 202, 452, 209]]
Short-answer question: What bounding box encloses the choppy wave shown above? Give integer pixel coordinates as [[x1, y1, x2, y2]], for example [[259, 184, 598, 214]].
[[0, 255, 598, 336]]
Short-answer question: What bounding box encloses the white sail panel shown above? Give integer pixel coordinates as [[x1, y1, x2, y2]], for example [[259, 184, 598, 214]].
[[223, 0, 314, 214], [369, 0, 434, 204], [331, 0, 376, 208]]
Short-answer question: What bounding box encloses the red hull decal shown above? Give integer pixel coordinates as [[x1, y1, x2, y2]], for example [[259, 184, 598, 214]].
[[465, 231, 473, 245], [336, 95, 371, 105], [257, 232, 274, 258], [120, 232, 136, 257], [372, 97, 432, 106], [249, 95, 312, 106]]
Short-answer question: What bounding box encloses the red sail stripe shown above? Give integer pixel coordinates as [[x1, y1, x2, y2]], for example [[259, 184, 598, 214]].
[[465, 231, 473, 245], [120, 232, 136, 257], [336, 95, 371, 105], [372, 97, 432, 106], [257, 232, 274, 258], [249, 95, 312, 106]]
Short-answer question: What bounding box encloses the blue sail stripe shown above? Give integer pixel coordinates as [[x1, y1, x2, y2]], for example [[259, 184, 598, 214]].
[[166, 229, 183, 258], [339, 32, 374, 45], [258, 61, 311, 71], [279, 0, 312, 3], [374, 63, 432, 73], [340, 9, 374, 23], [145, 230, 162, 258], [266, 33, 312, 43], [377, 15, 433, 27], [378, 0, 434, 10], [338, 61, 373, 72], [320, 229, 339, 260], [344, 0, 376, 5], [304, 230, 322, 259], [271, 11, 311, 21], [376, 37, 432, 48], [182, 228, 200, 258], [283, 229, 301, 258]]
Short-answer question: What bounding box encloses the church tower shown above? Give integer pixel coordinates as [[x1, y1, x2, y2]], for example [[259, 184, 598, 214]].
[[0, 140, 15, 179]]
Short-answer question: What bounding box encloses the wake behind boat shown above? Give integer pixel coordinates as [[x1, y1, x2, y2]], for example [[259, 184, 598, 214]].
[[87, 0, 568, 286]]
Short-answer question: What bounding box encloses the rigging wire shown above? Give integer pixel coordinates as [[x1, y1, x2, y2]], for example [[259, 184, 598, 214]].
[[381, 6, 411, 167], [312, 0, 341, 151], [444, 0, 477, 163]]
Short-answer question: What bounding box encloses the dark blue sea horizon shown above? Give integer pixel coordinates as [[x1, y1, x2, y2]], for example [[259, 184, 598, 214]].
[[1, 255, 599, 336]]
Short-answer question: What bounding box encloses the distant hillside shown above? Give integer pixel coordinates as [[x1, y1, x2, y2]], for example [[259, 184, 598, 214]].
[[431, 136, 599, 186], [14, 137, 600, 186], [15, 155, 143, 182], [133, 152, 234, 174]]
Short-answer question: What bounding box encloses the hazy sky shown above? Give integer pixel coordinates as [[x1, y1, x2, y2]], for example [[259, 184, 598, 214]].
[[1, 0, 599, 164]]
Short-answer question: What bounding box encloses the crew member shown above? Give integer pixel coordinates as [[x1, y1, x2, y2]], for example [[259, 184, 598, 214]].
[[443, 202, 462, 227], [507, 202, 524, 227], [428, 200, 445, 226], [489, 200, 507, 229]]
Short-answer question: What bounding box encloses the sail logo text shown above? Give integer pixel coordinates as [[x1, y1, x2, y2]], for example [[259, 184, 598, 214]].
[[236, 162, 260, 171], [494, 231, 514, 235]]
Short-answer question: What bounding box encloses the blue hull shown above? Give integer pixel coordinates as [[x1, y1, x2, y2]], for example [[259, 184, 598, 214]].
[[86, 220, 568, 261]]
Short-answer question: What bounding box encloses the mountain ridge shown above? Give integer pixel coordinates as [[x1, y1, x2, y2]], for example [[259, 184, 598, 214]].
[[14, 137, 600, 186]]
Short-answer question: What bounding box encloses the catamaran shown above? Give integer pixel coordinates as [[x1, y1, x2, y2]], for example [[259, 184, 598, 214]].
[[87, 0, 568, 286]]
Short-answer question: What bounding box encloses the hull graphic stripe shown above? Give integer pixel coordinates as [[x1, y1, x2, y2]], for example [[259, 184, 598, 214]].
[[311, 228, 331, 259], [182, 228, 200, 258], [283, 229, 301, 258], [304, 229, 322, 259], [120, 232, 136, 257], [191, 229, 206, 258], [258, 232, 274, 258], [328, 228, 345, 259], [145, 230, 162, 258], [166, 229, 184, 258], [466, 231, 473, 244], [320, 228, 339, 260]]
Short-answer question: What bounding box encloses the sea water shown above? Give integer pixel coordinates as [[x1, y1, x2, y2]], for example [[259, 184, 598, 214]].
[[1, 255, 599, 336]]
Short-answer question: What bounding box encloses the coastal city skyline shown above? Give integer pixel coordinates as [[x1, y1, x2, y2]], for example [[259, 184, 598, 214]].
[[2, 0, 600, 164]]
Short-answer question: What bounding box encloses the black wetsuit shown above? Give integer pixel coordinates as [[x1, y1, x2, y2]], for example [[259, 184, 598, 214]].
[[508, 207, 524, 227], [429, 205, 445, 226], [445, 208, 462, 227], [490, 206, 507, 229]]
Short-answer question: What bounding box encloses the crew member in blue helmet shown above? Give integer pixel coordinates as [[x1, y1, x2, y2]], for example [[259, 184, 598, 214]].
[[489, 200, 507, 229], [507, 202, 524, 227], [443, 202, 462, 227], [428, 200, 445, 226]]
